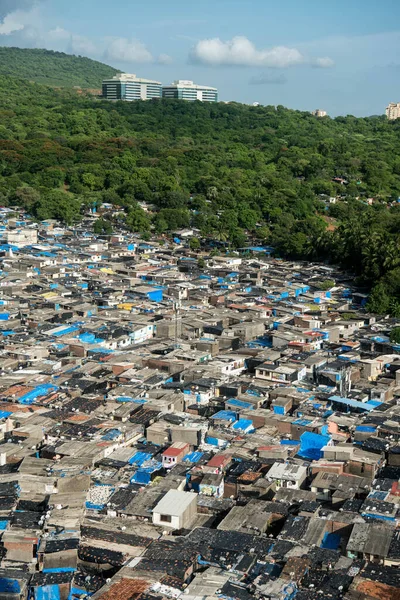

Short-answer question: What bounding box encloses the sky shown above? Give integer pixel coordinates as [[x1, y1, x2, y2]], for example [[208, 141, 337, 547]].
[[0, 0, 399, 116]]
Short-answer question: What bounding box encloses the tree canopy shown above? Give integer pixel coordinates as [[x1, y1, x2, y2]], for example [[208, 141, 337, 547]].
[[0, 66, 400, 314], [0, 47, 117, 88]]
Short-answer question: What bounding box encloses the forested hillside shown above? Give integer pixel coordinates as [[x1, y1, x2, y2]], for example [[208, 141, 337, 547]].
[[0, 47, 118, 87], [0, 73, 400, 314]]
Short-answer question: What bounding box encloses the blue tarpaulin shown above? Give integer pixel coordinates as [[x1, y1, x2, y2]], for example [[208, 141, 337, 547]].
[[329, 395, 382, 412], [321, 532, 340, 550], [79, 332, 96, 343], [35, 585, 61, 600], [52, 324, 80, 337], [205, 436, 227, 447], [298, 431, 331, 461], [18, 384, 58, 405], [184, 451, 204, 463], [211, 410, 237, 422], [0, 578, 20, 593], [232, 419, 254, 433], [85, 502, 104, 510], [117, 397, 146, 404], [226, 398, 254, 410], [69, 587, 90, 599], [128, 452, 153, 466], [355, 425, 376, 432], [101, 429, 121, 441], [42, 568, 76, 574], [130, 460, 162, 485]]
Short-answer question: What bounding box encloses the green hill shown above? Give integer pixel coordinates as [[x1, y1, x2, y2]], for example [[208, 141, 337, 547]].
[[0, 47, 118, 88], [0, 73, 400, 314]]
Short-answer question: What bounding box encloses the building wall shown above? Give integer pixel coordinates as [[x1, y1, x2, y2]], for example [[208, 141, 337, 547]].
[[162, 83, 218, 102], [386, 102, 400, 120], [153, 495, 197, 529], [103, 79, 162, 101], [153, 512, 182, 529]]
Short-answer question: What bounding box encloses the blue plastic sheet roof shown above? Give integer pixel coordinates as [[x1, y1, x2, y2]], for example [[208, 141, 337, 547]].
[[128, 452, 153, 466], [184, 451, 204, 463], [35, 584, 61, 600], [293, 419, 312, 426], [298, 431, 331, 461], [232, 419, 254, 432], [211, 410, 237, 422], [52, 324, 80, 337], [329, 395, 382, 411], [101, 429, 121, 441], [321, 532, 340, 550], [226, 398, 254, 410], [18, 383, 58, 405], [117, 397, 147, 404], [0, 579, 20, 593]]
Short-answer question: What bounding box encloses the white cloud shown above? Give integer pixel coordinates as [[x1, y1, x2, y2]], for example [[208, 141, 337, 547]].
[[158, 53, 173, 65], [47, 27, 70, 41], [190, 36, 304, 68], [0, 4, 170, 66], [313, 56, 335, 68], [0, 0, 38, 20], [105, 38, 154, 63], [0, 9, 33, 35], [190, 35, 334, 69]]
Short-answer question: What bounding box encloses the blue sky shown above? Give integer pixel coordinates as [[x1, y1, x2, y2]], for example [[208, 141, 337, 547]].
[[1, 0, 399, 116]]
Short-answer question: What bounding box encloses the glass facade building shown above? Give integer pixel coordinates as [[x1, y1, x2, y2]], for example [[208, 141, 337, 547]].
[[102, 74, 162, 101], [162, 80, 218, 102]]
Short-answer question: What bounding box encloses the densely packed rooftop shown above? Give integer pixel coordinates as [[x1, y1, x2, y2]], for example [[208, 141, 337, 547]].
[[0, 210, 398, 600]]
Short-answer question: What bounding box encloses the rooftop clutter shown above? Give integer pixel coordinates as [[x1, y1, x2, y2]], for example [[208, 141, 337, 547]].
[[0, 211, 398, 600]]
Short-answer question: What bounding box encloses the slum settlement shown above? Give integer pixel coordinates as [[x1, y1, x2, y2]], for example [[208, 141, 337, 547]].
[[0, 213, 399, 600]]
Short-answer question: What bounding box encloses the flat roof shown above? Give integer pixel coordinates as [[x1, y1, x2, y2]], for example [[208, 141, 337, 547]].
[[329, 395, 382, 411], [152, 489, 196, 516]]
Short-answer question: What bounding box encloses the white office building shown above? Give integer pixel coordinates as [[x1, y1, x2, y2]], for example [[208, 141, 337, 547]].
[[162, 80, 218, 102], [311, 109, 328, 118], [102, 73, 162, 101], [386, 102, 400, 120]]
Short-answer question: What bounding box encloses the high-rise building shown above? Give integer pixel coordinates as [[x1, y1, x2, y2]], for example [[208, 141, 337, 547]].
[[311, 109, 327, 118], [162, 80, 218, 102], [386, 102, 400, 120], [102, 73, 162, 101]]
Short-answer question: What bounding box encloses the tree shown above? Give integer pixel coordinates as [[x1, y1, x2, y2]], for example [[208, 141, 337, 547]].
[[189, 237, 201, 250], [390, 327, 400, 344], [230, 228, 247, 249], [126, 207, 151, 233], [154, 215, 169, 234], [316, 279, 335, 291], [366, 283, 391, 315], [0, 70, 400, 316], [11, 186, 40, 211], [94, 217, 113, 235], [33, 190, 81, 224]]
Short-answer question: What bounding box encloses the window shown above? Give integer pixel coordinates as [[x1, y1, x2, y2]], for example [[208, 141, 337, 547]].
[[160, 514, 172, 523]]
